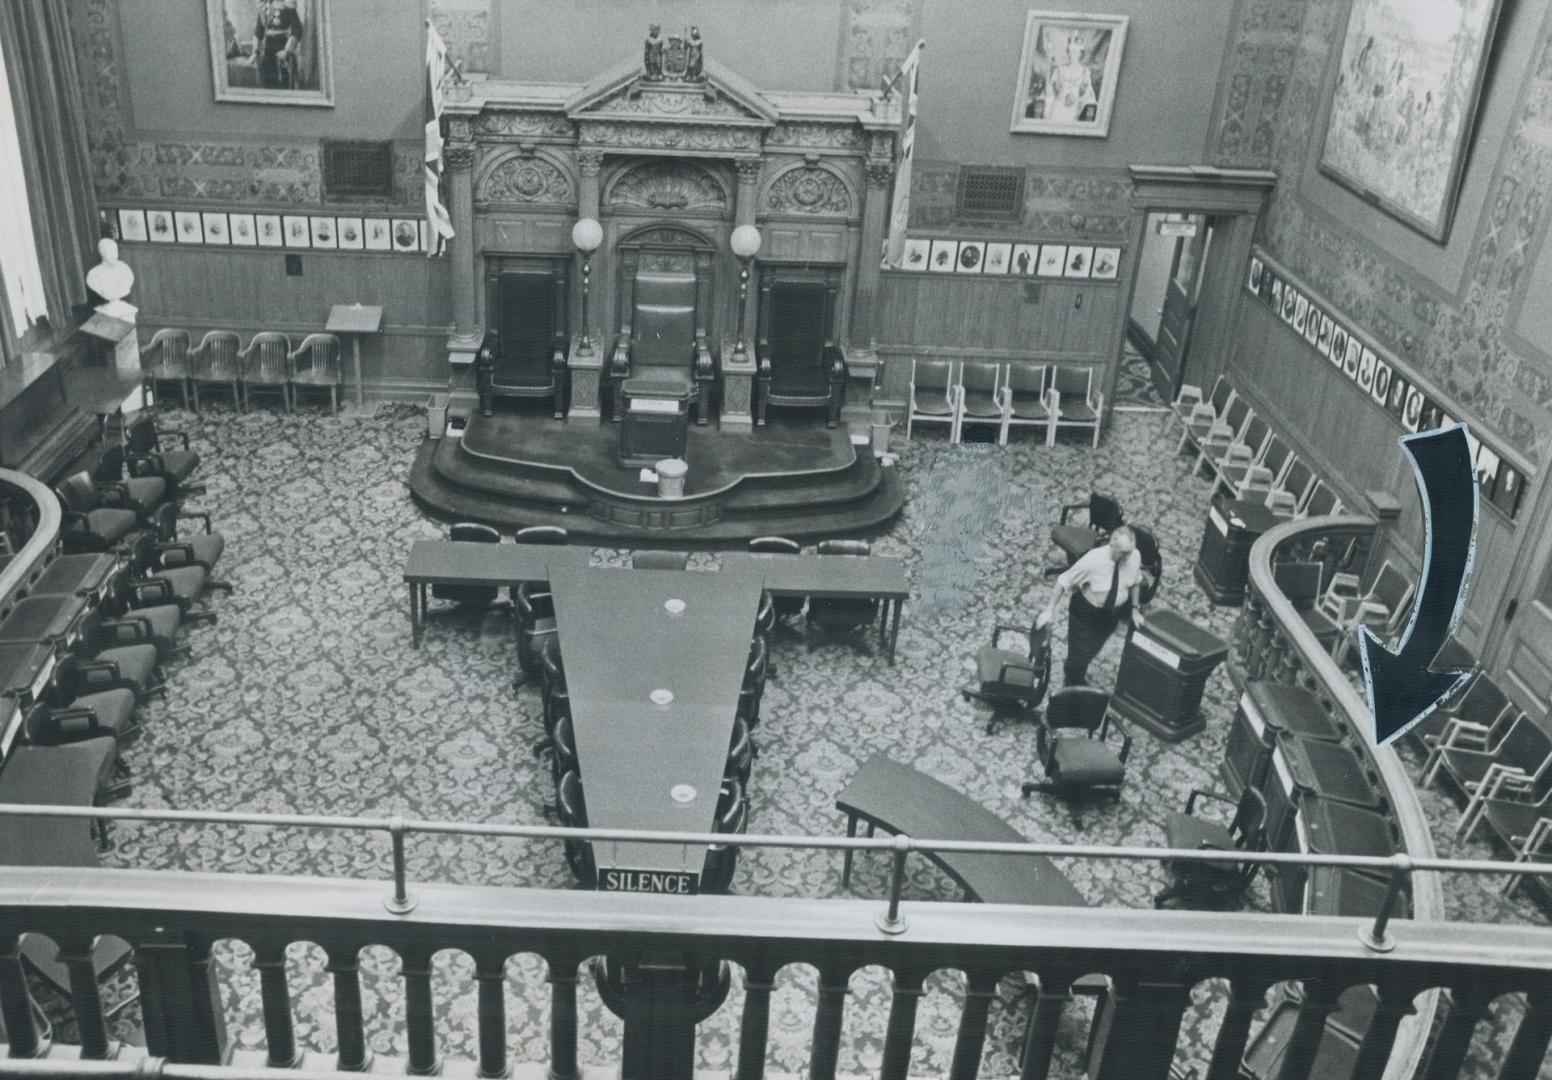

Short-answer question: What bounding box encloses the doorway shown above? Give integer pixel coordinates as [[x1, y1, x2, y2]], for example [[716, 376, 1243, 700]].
[[1128, 212, 1219, 401]]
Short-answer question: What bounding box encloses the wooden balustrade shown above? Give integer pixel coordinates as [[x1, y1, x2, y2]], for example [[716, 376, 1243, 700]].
[[4, 867, 1551, 1080]]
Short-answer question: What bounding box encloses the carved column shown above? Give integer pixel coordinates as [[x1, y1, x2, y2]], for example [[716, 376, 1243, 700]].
[[568, 150, 607, 420], [445, 120, 481, 408], [846, 158, 893, 406]]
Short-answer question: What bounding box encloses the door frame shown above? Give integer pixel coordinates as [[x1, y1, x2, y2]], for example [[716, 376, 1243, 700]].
[[1111, 166, 1276, 410]]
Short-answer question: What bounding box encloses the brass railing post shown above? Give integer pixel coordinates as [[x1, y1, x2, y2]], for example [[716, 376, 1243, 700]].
[[875, 835, 912, 935], [1358, 854, 1412, 953]]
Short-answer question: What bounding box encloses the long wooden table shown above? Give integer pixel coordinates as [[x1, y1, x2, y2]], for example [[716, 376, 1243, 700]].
[[720, 550, 909, 663], [401, 540, 591, 646], [549, 565, 765, 891]]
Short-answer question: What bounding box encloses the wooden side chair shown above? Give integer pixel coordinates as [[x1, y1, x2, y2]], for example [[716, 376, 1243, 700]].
[[1049, 365, 1105, 448], [955, 361, 1007, 444], [905, 358, 961, 440], [188, 330, 242, 411], [998, 363, 1052, 446], [289, 333, 344, 414], [139, 328, 192, 409], [239, 332, 293, 412]]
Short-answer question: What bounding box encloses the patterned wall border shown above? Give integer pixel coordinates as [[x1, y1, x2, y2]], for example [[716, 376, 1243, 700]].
[[1214, 0, 1552, 466], [909, 161, 1132, 241], [1248, 246, 1529, 521]]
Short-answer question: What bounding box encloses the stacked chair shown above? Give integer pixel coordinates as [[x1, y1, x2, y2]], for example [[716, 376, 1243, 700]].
[[144, 328, 344, 413]]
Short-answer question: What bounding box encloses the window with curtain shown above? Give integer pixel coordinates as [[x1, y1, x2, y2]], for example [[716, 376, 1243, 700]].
[[0, 40, 48, 341]]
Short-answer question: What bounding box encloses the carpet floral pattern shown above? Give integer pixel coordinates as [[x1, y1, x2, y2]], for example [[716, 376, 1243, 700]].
[[28, 403, 1545, 1077]]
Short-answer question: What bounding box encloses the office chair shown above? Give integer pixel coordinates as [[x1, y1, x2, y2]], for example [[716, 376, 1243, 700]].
[[1154, 787, 1267, 910], [961, 619, 1052, 734], [1022, 687, 1132, 802]]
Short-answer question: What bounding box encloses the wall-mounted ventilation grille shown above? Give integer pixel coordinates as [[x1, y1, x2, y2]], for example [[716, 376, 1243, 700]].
[[323, 141, 394, 200], [956, 167, 1025, 222]]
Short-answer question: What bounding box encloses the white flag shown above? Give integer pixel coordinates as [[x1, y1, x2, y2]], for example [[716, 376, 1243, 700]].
[[882, 42, 924, 269], [424, 22, 456, 256]]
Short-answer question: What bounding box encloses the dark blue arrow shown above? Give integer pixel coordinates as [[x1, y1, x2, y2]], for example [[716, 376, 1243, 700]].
[[1359, 423, 1478, 747]]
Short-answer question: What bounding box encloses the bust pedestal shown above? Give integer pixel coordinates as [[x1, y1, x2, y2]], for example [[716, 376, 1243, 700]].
[[81, 302, 139, 376]]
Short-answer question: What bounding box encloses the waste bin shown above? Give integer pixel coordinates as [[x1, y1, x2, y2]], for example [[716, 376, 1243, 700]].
[[1221, 681, 1344, 796], [1194, 499, 1279, 605], [1111, 608, 1230, 741], [656, 457, 688, 499]]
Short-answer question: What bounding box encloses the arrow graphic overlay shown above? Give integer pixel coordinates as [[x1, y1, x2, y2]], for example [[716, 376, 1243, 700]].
[[1359, 422, 1478, 748]]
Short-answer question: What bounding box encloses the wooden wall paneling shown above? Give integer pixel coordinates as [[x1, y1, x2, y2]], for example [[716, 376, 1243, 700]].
[[960, 279, 999, 350], [1060, 287, 1097, 357]]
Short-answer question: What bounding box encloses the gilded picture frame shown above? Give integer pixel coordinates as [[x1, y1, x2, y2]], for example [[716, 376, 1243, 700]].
[[1010, 11, 1129, 137], [207, 0, 335, 107]]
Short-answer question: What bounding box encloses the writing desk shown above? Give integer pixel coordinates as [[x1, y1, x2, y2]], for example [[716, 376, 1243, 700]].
[[401, 540, 590, 646], [549, 566, 763, 892], [720, 551, 909, 663]]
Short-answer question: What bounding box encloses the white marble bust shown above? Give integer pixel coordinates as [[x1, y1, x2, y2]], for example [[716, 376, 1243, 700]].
[[86, 237, 136, 315]]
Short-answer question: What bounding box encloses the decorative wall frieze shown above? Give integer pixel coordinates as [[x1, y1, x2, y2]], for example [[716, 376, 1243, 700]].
[[607, 160, 728, 214], [765, 165, 854, 216], [766, 123, 865, 150], [864, 162, 895, 189], [589, 85, 754, 121], [475, 113, 575, 139], [476, 152, 573, 205], [578, 120, 762, 154], [907, 160, 1130, 241]]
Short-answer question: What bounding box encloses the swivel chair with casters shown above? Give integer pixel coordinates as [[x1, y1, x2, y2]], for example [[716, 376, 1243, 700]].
[[1153, 786, 1267, 910], [805, 540, 880, 653], [556, 769, 596, 889], [1045, 492, 1124, 576], [427, 522, 505, 617], [513, 581, 557, 691], [1021, 687, 1132, 802], [125, 413, 204, 502], [961, 619, 1052, 734]]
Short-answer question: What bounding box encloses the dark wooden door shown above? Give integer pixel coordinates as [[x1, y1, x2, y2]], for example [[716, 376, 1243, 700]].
[[1155, 273, 1196, 394]]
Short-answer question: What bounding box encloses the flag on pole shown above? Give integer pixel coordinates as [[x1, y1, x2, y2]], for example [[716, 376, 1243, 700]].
[[424, 21, 456, 257], [882, 40, 924, 270]]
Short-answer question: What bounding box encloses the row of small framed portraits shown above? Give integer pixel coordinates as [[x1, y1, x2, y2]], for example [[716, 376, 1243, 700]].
[[1247, 253, 1526, 521], [110, 207, 431, 253], [898, 237, 1122, 280]]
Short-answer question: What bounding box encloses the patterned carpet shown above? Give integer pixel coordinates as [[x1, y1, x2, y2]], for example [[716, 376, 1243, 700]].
[[27, 402, 1546, 1076], [1110, 340, 1167, 410]]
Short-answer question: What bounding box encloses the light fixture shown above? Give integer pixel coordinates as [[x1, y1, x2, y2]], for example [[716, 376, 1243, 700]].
[[572, 217, 603, 355], [729, 225, 762, 359]]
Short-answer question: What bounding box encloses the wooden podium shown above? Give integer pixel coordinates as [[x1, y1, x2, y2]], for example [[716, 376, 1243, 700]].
[[325, 303, 384, 416], [620, 377, 691, 467]]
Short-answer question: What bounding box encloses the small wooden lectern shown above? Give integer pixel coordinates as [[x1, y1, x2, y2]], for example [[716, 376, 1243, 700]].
[[325, 303, 384, 415]]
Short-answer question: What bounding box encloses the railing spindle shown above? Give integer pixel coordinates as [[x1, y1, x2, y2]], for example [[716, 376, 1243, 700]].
[[879, 972, 924, 1080], [252, 944, 299, 1069], [808, 972, 850, 1080], [0, 940, 44, 1058], [1090, 976, 1192, 1080], [60, 942, 111, 1060], [547, 964, 579, 1080], [1419, 987, 1491, 1080], [1497, 990, 1552, 1080], [1204, 979, 1269, 1080], [734, 969, 773, 1080], [1349, 982, 1417, 1080], [1018, 975, 1070, 1080], [876, 837, 911, 935], [385, 817, 417, 915], [326, 950, 372, 1073], [401, 952, 440, 1076], [947, 972, 999, 1080], [1273, 980, 1342, 1080], [474, 956, 510, 1079]]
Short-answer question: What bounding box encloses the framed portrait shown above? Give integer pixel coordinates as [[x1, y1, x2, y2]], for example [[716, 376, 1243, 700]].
[[174, 211, 204, 244], [147, 210, 175, 243], [336, 216, 364, 250], [1270, 278, 1283, 312], [1036, 244, 1067, 277], [1343, 337, 1361, 377], [1386, 373, 1409, 419], [1292, 294, 1309, 335], [900, 237, 931, 270], [1402, 385, 1424, 431], [256, 214, 283, 247], [1247, 257, 1263, 293], [1419, 398, 1446, 431], [283, 215, 311, 248], [116, 209, 148, 244], [1328, 325, 1348, 366], [1318, 0, 1505, 241], [229, 213, 257, 246], [956, 240, 986, 273], [207, 0, 334, 107], [1010, 12, 1129, 137], [1011, 244, 1040, 276], [928, 238, 958, 272], [1064, 245, 1094, 278], [1371, 357, 1392, 403], [983, 242, 1012, 275], [1475, 444, 1499, 499], [309, 216, 337, 249], [201, 213, 230, 245], [1280, 286, 1297, 323], [1315, 313, 1333, 354], [1302, 303, 1321, 345], [392, 219, 421, 253], [1091, 246, 1120, 280]]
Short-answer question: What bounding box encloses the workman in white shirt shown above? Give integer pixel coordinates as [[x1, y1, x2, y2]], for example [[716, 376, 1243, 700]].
[[1038, 525, 1145, 687]]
